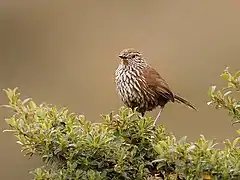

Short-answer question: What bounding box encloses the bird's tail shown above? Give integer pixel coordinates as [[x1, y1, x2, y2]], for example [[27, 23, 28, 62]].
[[174, 94, 197, 111]]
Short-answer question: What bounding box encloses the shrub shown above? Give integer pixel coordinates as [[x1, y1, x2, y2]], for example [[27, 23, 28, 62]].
[[2, 67, 240, 179]]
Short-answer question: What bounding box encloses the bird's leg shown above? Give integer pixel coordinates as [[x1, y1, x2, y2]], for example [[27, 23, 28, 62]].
[[154, 107, 162, 125], [137, 112, 145, 119]]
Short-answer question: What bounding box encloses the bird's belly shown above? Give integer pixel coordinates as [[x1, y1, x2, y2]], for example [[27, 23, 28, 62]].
[[117, 81, 144, 108], [115, 68, 159, 113], [116, 80, 158, 112]]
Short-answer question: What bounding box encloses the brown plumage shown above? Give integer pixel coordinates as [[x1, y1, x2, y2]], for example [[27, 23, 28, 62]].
[[115, 48, 197, 124]]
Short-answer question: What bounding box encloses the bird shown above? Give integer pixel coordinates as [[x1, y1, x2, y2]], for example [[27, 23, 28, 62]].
[[115, 48, 197, 125]]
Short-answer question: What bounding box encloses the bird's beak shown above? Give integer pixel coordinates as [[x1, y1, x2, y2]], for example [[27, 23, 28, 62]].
[[119, 55, 128, 65]]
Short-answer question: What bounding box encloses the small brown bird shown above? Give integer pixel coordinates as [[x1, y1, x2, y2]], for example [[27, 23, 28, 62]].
[[115, 48, 197, 125]]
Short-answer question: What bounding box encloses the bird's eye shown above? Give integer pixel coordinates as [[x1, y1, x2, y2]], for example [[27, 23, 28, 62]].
[[132, 54, 136, 58]]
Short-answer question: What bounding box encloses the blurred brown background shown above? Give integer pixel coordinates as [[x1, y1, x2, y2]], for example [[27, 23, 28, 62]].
[[1, 1, 240, 179]]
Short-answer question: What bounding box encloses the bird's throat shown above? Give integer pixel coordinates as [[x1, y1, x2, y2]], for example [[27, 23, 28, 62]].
[[121, 59, 128, 65]]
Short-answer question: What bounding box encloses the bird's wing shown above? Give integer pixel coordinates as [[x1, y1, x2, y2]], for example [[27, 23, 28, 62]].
[[142, 66, 174, 102]]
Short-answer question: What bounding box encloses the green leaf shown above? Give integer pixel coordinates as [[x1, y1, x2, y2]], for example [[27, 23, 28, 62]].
[[154, 144, 164, 154], [22, 98, 32, 105], [208, 86, 216, 96], [178, 136, 187, 146], [234, 70, 240, 79], [223, 91, 232, 97], [232, 137, 240, 147], [29, 101, 37, 109]]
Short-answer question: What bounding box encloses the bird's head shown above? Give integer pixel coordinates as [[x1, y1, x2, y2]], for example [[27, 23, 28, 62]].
[[118, 48, 146, 66]]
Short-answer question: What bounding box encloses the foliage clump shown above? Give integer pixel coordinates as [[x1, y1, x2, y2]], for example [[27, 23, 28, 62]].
[[208, 67, 240, 125], [2, 68, 240, 180]]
